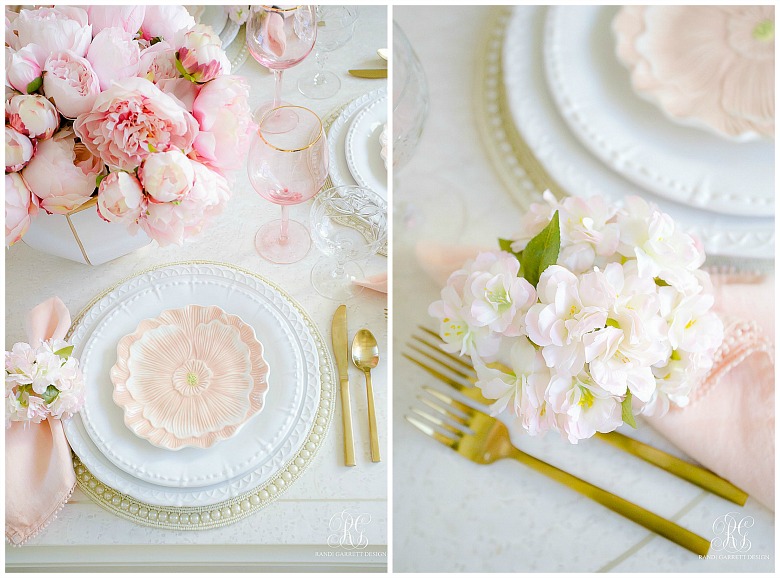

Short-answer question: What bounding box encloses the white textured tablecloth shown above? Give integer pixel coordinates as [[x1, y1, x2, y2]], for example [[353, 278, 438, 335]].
[[392, 6, 773, 573], [5, 6, 387, 572]]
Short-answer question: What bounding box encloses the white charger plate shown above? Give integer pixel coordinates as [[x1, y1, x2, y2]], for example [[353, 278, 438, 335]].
[[543, 6, 774, 218], [345, 93, 388, 197], [64, 263, 324, 506], [502, 6, 773, 259], [77, 275, 302, 489], [327, 89, 387, 199]]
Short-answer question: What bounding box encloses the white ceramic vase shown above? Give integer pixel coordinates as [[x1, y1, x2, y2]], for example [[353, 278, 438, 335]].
[[22, 199, 152, 266]]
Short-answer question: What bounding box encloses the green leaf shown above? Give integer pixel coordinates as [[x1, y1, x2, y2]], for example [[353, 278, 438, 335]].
[[520, 210, 560, 288], [621, 391, 637, 429], [498, 238, 524, 273], [42, 385, 60, 405], [174, 55, 198, 83], [654, 278, 670, 287], [96, 173, 106, 188], [54, 345, 74, 359], [26, 76, 42, 94], [498, 238, 514, 253]]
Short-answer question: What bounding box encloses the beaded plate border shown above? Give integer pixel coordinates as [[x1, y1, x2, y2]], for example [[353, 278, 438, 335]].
[[475, 7, 773, 272], [66, 261, 336, 530]]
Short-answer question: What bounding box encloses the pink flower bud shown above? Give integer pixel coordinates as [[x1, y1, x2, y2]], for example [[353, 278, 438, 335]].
[[6, 43, 46, 94], [6, 93, 59, 140]]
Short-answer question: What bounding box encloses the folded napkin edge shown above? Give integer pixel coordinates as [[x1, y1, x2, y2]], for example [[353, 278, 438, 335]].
[[5, 479, 76, 547]]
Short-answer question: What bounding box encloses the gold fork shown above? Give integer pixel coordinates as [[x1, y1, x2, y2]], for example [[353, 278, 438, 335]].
[[404, 326, 748, 506], [407, 387, 711, 556]]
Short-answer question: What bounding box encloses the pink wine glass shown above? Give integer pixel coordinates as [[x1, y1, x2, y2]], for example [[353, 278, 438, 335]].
[[247, 105, 329, 264], [246, 5, 317, 131]]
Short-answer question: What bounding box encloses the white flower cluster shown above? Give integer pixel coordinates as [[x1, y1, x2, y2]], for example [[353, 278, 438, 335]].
[[225, 5, 252, 25], [5, 339, 85, 426], [429, 192, 723, 444]]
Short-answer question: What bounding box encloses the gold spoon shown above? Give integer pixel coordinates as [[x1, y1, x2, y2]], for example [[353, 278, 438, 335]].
[[351, 329, 381, 462], [377, 48, 389, 61]]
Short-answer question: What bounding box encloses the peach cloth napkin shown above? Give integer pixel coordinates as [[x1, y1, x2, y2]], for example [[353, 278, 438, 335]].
[[6, 298, 77, 546], [416, 242, 775, 510], [353, 272, 388, 294]]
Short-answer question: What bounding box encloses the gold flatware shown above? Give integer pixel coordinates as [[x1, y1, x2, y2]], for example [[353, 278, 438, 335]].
[[407, 387, 711, 556], [348, 69, 388, 78], [404, 326, 749, 506], [332, 305, 355, 467], [352, 329, 381, 462], [377, 48, 389, 61]]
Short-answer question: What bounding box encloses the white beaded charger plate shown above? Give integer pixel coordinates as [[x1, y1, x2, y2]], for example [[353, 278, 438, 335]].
[[327, 88, 388, 199], [64, 262, 335, 528], [498, 6, 773, 259], [543, 6, 774, 218]]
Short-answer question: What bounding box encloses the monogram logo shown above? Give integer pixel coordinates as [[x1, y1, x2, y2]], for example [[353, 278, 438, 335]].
[[327, 510, 371, 550], [711, 513, 754, 553]]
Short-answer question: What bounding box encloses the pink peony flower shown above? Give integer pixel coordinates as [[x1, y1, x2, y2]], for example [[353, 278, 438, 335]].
[[138, 41, 179, 83], [5, 9, 20, 50], [6, 43, 46, 94], [137, 161, 230, 246], [5, 126, 35, 172], [97, 171, 145, 226], [180, 160, 232, 237], [141, 5, 195, 43], [87, 6, 146, 37], [86, 27, 141, 91], [22, 129, 106, 214], [156, 77, 200, 112], [139, 202, 186, 246], [191, 75, 252, 172], [43, 50, 101, 119], [12, 6, 91, 58], [73, 77, 199, 171], [175, 24, 231, 83], [5, 172, 39, 247], [139, 150, 195, 203], [6, 94, 59, 140]]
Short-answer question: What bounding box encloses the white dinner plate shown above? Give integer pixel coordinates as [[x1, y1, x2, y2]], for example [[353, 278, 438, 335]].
[[64, 263, 323, 506], [345, 93, 388, 197], [502, 6, 773, 259], [327, 89, 387, 199], [543, 6, 774, 218]]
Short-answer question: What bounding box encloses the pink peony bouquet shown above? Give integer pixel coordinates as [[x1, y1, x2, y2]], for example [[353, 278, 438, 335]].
[[429, 192, 724, 444], [5, 339, 85, 425], [5, 5, 253, 248]]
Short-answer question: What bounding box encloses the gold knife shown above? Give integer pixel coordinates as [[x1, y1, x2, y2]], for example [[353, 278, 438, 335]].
[[348, 69, 387, 79], [332, 304, 356, 467]]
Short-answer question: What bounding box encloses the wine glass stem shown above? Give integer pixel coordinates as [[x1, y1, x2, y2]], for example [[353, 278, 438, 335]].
[[315, 50, 326, 82], [334, 255, 346, 276], [273, 69, 284, 108], [280, 205, 289, 243]]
